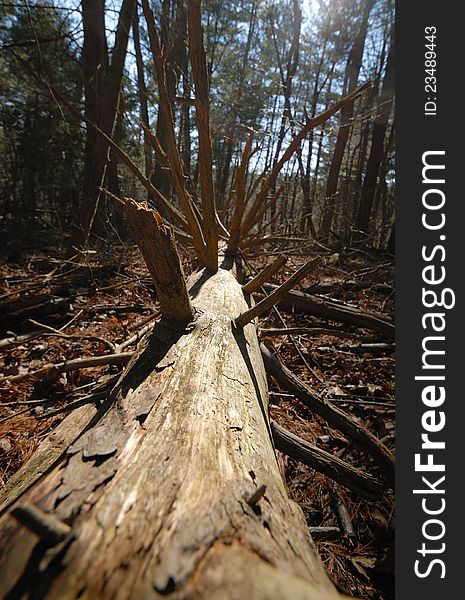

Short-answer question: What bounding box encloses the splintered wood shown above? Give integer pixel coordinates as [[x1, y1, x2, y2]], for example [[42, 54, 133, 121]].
[[123, 198, 194, 325]]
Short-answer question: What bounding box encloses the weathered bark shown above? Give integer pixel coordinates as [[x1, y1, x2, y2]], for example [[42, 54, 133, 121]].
[[0, 262, 345, 599], [0, 403, 98, 516]]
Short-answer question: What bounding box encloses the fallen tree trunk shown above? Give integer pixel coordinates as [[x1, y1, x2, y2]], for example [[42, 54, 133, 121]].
[[0, 264, 345, 599]]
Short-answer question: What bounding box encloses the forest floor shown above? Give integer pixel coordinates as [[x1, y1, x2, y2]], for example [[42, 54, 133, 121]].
[[0, 234, 394, 600]]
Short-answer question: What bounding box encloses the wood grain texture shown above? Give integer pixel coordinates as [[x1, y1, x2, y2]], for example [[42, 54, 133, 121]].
[[0, 268, 344, 599], [123, 198, 194, 324]]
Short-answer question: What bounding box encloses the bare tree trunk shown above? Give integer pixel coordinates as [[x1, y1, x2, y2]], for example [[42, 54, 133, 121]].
[[311, 126, 324, 212], [350, 88, 373, 238], [300, 40, 333, 235], [70, 0, 136, 253], [375, 119, 395, 248], [269, 0, 302, 232], [133, 6, 153, 180], [356, 34, 394, 241], [151, 0, 177, 204], [176, 0, 191, 175], [216, 1, 258, 206], [319, 0, 374, 243]]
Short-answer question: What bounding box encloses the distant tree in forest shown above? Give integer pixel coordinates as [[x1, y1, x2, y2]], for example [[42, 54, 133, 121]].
[[0, 1, 83, 230]]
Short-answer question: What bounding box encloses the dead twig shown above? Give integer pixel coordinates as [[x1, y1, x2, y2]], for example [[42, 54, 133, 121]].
[[0, 353, 132, 386], [27, 319, 116, 353], [236, 257, 321, 327], [116, 321, 155, 352], [242, 256, 287, 295], [331, 487, 357, 549]]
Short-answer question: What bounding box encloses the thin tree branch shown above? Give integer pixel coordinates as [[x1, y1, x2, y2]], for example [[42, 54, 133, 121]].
[[227, 133, 255, 252], [241, 82, 371, 236], [141, 0, 208, 266], [0, 353, 132, 386], [188, 0, 218, 270], [235, 257, 321, 327], [242, 255, 287, 295], [261, 343, 395, 485]]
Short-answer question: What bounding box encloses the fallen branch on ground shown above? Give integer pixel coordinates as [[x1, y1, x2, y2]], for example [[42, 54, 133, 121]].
[[260, 327, 369, 341], [271, 421, 385, 499], [331, 488, 357, 548], [261, 343, 395, 486], [260, 283, 394, 337], [0, 353, 132, 385], [308, 527, 341, 540], [27, 319, 116, 353]]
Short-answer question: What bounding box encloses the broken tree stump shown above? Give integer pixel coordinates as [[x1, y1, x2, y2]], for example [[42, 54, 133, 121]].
[[123, 197, 194, 325]]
